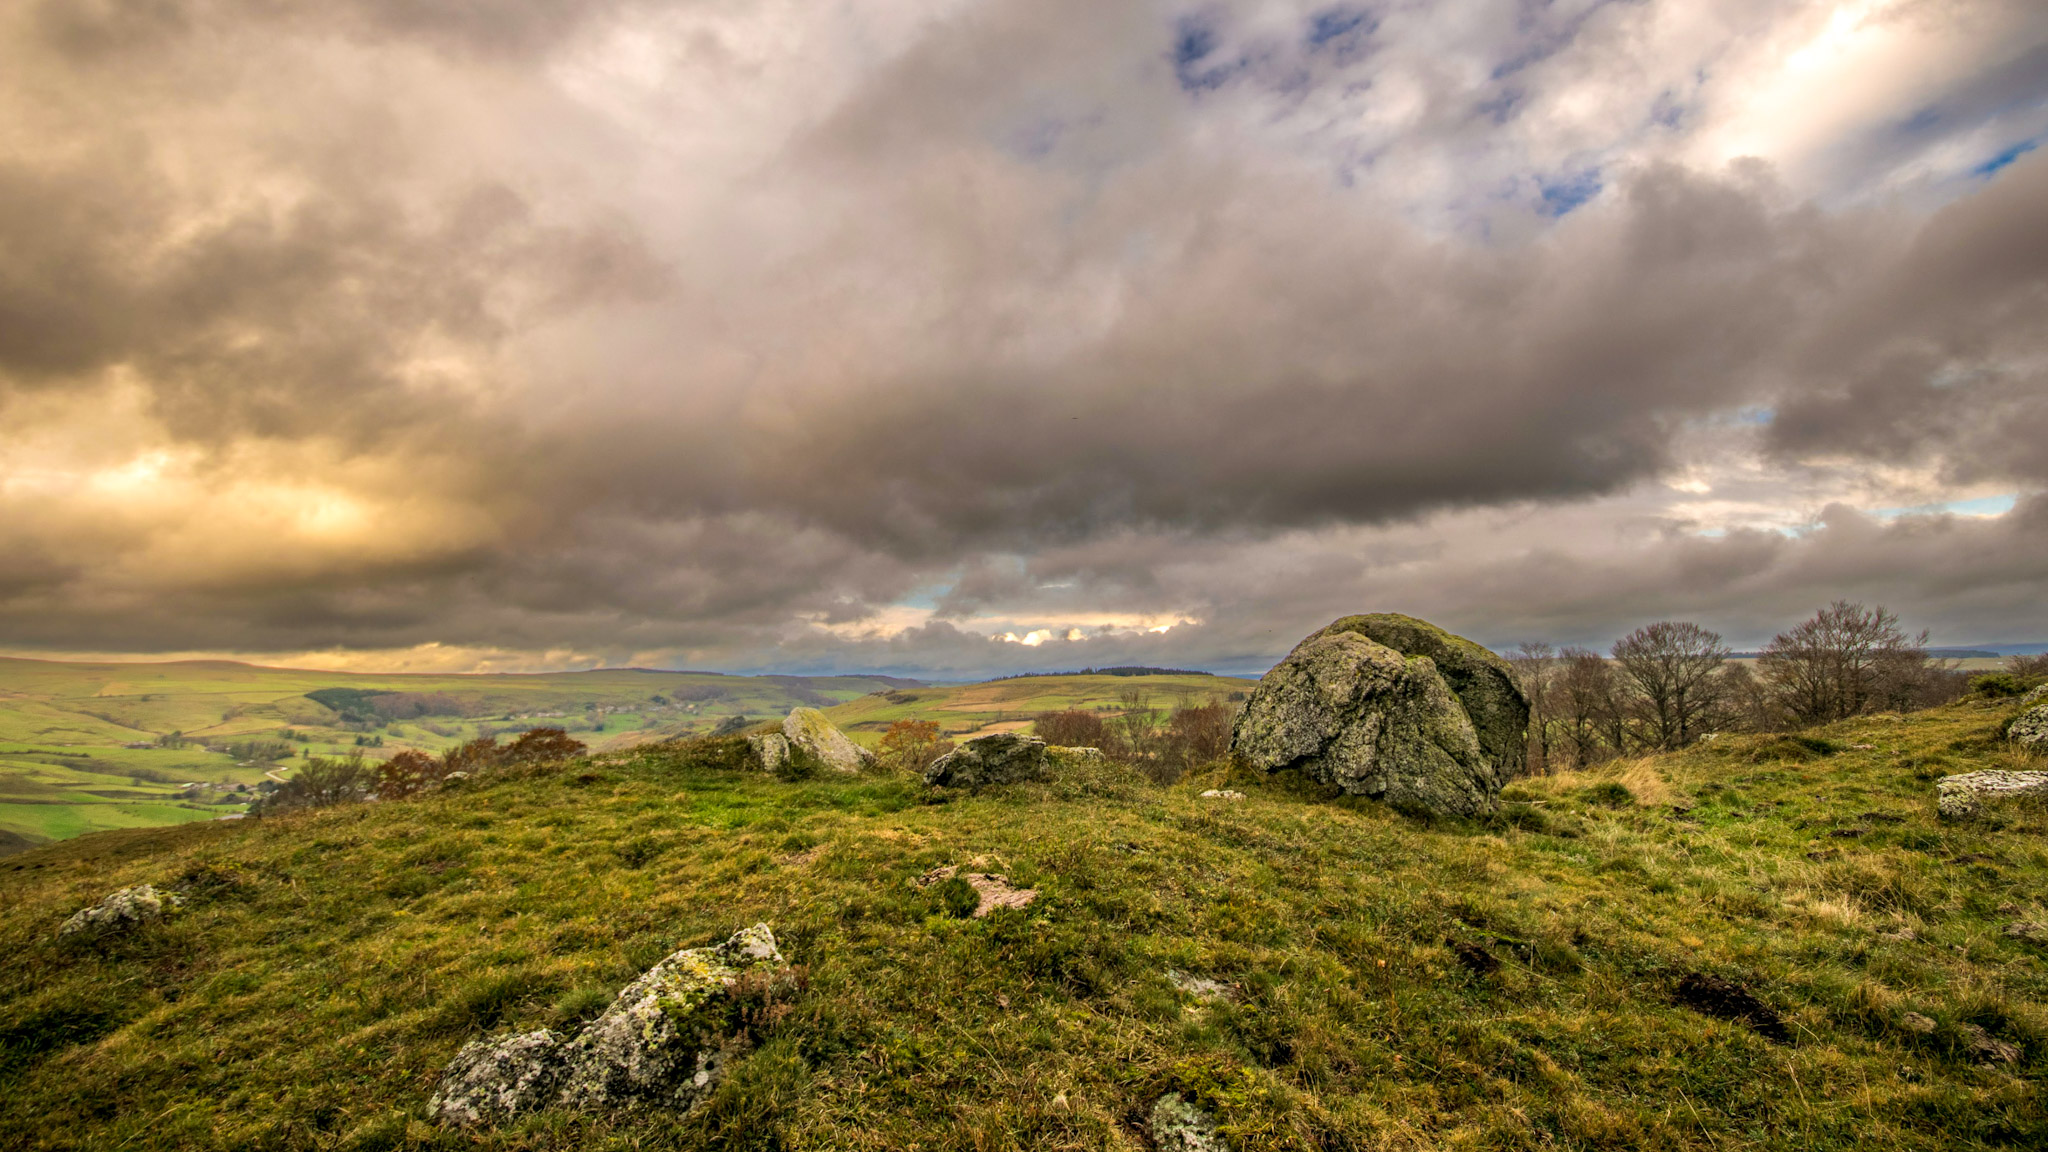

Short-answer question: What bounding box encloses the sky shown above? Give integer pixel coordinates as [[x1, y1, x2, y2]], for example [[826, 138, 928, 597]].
[[2, 0, 2046, 678]]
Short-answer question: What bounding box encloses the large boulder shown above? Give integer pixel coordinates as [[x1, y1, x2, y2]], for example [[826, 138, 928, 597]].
[[58, 884, 182, 939], [430, 924, 789, 1127], [924, 732, 1050, 788], [1230, 625, 1500, 816], [1937, 770, 2048, 819], [1310, 614, 1529, 780], [787, 708, 875, 773]]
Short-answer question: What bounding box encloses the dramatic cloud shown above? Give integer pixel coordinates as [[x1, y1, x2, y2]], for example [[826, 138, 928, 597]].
[[1, 0, 2045, 675]]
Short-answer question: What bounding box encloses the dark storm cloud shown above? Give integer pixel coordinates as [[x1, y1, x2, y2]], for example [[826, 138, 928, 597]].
[[1, 0, 2046, 672]]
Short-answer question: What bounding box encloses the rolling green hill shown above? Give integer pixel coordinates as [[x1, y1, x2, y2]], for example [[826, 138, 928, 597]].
[[0, 697, 2042, 1149], [0, 658, 921, 853]]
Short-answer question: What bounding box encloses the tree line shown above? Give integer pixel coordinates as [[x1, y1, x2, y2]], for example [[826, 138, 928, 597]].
[[1507, 600, 2010, 771]]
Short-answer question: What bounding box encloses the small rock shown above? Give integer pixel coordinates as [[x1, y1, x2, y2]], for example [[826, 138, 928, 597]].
[[1900, 1012, 1936, 1034], [1935, 770, 2048, 819], [746, 732, 790, 774], [2002, 921, 2048, 943], [1166, 970, 1236, 1002], [1199, 789, 1246, 800], [1960, 1023, 2020, 1064], [1848, 743, 1876, 751], [58, 884, 182, 939], [1878, 926, 1918, 942], [924, 733, 1050, 788], [2019, 684, 2048, 708], [429, 1030, 563, 1127], [1996, 901, 2023, 914], [1149, 1093, 1230, 1152]]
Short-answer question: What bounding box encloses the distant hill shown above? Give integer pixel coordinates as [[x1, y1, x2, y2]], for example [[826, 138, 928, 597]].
[[0, 657, 919, 850]]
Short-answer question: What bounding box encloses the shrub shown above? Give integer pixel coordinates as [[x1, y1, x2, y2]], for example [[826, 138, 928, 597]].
[[1971, 673, 2030, 699], [498, 727, 587, 768], [1036, 710, 1109, 748], [251, 754, 374, 814], [879, 720, 951, 774]]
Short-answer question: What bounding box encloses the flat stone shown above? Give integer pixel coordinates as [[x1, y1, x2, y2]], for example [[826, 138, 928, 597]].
[[924, 733, 1051, 788], [1936, 770, 2048, 819], [1199, 789, 1246, 800]]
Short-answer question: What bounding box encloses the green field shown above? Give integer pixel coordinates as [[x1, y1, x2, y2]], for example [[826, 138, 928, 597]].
[[0, 658, 929, 854], [0, 696, 2043, 1149]]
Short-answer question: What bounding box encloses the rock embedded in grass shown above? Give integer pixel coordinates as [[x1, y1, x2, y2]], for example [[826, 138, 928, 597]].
[[923, 732, 1050, 788], [1149, 1093, 1230, 1151], [2007, 703, 2048, 750], [1935, 769, 2048, 819], [429, 924, 791, 1128], [1230, 617, 1517, 817], [751, 708, 874, 774], [57, 884, 181, 939]]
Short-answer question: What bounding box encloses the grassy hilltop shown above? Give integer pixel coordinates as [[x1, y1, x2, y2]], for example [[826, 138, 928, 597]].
[[0, 694, 2044, 1150]]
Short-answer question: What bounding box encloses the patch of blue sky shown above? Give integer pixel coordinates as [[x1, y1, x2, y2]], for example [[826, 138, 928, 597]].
[[1173, 18, 1239, 92], [1306, 6, 1376, 51], [1537, 167, 1602, 216], [1873, 494, 2018, 520], [1971, 137, 2040, 179]]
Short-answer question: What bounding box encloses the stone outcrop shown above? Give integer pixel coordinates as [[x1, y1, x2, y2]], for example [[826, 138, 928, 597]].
[[58, 884, 182, 939], [924, 732, 1050, 788], [1230, 621, 1506, 816], [1936, 770, 2048, 819], [428, 1029, 563, 1127], [2018, 684, 2048, 708], [749, 708, 874, 774], [430, 924, 789, 1128], [2007, 703, 2048, 751], [1309, 614, 1529, 780]]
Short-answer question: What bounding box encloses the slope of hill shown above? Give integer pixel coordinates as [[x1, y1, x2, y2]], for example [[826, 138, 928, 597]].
[[0, 658, 915, 853], [823, 671, 1256, 742], [0, 698, 2042, 1149]]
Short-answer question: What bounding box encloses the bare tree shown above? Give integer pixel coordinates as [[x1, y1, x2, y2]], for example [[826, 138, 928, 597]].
[[1508, 643, 1559, 773], [1612, 621, 1730, 750], [1557, 646, 1624, 765], [1759, 601, 1927, 725]]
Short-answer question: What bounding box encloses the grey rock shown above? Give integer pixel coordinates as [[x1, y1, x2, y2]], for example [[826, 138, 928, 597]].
[[2008, 703, 2048, 750], [746, 732, 790, 774], [1960, 1022, 2020, 1064], [2018, 684, 2048, 708], [1199, 789, 1246, 800], [1230, 627, 1498, 816], [431, 925, 788, 1127], [2003, 921, 2048, 943], [1309, 613, 1531, 780], [1150, 1093, 1230, 1152], [554, 923, 786, 1110], [429, 1030, 563, 1128], [58, 884, 182, 939], [1900, 1012, 1936, 1034], [1936, 770, 2048, 819], [924, 732, 1050, 788]]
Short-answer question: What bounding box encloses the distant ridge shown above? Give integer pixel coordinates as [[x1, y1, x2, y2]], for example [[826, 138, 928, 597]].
[[1729, 648, 2002, 660], [990, 666, 1212, 681]]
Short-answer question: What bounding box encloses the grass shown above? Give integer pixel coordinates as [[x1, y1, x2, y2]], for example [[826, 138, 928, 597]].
[[0, 697, 2042, 1149]]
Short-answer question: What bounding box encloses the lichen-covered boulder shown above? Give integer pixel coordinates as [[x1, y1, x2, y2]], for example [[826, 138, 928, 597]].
[[2018, 684, 2048, 708], [1150, 1093, 1231, 1151], [58, 884, 182, 939], [2008, 704, 2048, 751], [924, 732, 1050, 788], [1230, 627, 1498, 816], [553, 923, 785, 1110], [429, 925, 788, 1128], [777, 708, 874, 773], [1310, 614, 1530, 780], [1937, 770, 2048, 819], [428, 1029, 563, 1127]]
